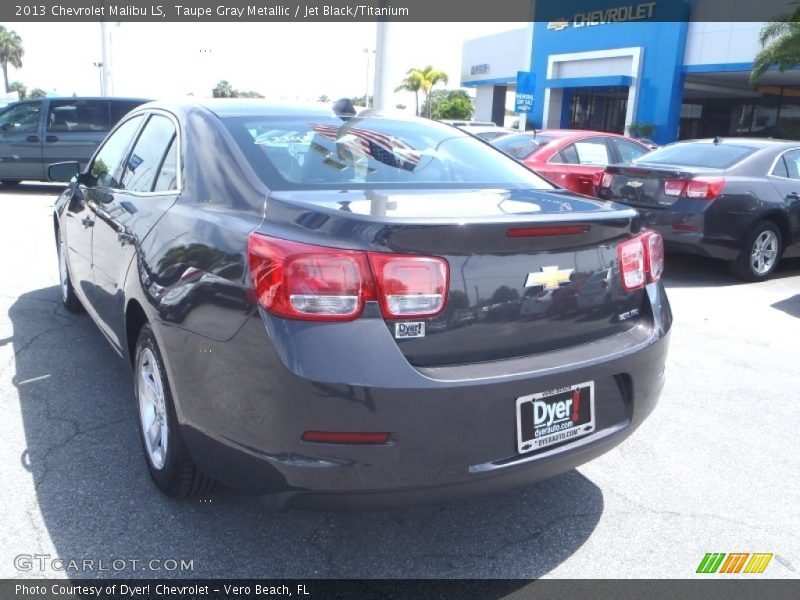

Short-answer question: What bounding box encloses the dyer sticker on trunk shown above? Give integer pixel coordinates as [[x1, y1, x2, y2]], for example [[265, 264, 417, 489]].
[[516, 381, 595, 454]]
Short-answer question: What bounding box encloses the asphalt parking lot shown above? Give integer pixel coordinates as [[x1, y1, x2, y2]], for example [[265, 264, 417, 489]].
[[0, 185, 798, 580]]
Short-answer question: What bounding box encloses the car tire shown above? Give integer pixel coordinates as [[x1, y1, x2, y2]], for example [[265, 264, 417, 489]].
[[1, 178, 21, 186], [729, 221, 782, 282], [134, 324, 215, 497], [56, 228, 84, 313]]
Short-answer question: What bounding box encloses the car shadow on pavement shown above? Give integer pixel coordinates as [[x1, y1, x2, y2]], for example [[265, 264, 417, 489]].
[[0, 183, 66, 196], [9, 286, 604, 580], [662, 253, 800, 288]]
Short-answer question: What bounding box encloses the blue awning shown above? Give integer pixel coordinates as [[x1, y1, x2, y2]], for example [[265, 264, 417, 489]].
[[546, 75, 633, 89]]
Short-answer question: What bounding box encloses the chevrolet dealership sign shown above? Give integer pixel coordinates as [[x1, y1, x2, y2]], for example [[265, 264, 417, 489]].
[[547, 1, 657, 30]]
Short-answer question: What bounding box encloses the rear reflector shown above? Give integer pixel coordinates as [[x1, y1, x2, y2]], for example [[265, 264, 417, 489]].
[[506, 225, 588, 238], [672, 223, 698, 232], [367, 253, 448, 318], [301, 431, 391, 444], [618, 229, 664, 291], [248, 233, 449, 321]]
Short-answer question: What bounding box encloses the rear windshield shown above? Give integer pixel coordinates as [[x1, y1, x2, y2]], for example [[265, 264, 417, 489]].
[[634, 143, 757, 169], [223, 115, 555, 190], [492, 133, 553, 160]]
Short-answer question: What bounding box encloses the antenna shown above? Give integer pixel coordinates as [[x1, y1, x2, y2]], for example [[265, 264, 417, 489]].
[[332, 98, 357, 119]]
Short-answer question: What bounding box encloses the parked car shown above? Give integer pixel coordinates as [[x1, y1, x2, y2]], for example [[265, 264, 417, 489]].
[[457, 124, 515, 142], [439, 119, 496, 127], [0, 96, 148, 184], [634, 137, 659, 151], [596, 138, 800, 281], [51, 99, 671, 507], [492, 130, 651, 196]]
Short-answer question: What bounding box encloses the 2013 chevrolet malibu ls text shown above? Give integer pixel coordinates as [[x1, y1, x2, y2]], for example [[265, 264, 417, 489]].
[[51, 100, 671, 508]]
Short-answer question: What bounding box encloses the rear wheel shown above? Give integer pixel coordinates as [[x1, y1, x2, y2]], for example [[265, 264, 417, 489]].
[[134, 324, 215, 497], [730, 221, 782, 282], [56, 229, 84, 313]]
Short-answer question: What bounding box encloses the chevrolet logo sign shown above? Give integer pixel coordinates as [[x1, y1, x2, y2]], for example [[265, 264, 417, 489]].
[[547, 19, 571, 31], [525, 266, 574, 290]]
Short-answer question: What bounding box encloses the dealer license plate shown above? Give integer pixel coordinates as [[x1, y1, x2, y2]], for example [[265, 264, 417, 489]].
[[516, 381, 595, 454]]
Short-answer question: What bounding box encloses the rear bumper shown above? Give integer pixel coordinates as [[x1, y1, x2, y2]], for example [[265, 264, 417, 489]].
[[635, 201, 754, 261], [159, 282, 671, 509]]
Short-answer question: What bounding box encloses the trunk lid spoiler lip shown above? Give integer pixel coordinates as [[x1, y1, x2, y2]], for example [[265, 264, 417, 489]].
[[605, 162, 725, 179], [266, 188, 639, 226]]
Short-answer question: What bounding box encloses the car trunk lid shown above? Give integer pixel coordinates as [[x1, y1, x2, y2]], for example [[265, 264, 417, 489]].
[[260, 188, 649, 367]]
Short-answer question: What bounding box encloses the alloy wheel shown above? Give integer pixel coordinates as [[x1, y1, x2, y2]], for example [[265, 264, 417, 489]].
[[136, 347, 169, 470]]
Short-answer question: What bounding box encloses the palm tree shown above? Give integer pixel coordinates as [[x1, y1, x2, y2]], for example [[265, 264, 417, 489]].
[[29, 88, 46, 99], [8, 81, 26, 100], [417, 66, 449, 118], [395, 70, 424, 116], [397, 67, 449, 118], [0, 26, 24, 94], [751, 4, 800, 83]]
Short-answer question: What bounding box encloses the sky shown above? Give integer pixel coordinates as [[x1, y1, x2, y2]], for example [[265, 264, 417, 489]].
[[4, 22, 520, 108]]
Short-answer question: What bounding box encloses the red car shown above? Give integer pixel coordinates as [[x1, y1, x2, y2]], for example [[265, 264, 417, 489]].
[[492, 130, 651, 196]]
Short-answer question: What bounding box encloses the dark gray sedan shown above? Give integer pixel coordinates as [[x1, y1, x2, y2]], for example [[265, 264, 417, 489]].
[[597, 138, 800, 281], [51, 99, 671, 508]]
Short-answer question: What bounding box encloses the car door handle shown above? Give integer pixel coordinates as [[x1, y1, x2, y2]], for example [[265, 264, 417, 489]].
[[117, 232, 135, 246], [26, 135, 39, 143], [45, 135, 59, 143], [81, 216, 94, 228]]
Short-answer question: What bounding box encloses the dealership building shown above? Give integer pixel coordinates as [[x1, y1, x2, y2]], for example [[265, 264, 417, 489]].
[[461, 2, 800, 144]]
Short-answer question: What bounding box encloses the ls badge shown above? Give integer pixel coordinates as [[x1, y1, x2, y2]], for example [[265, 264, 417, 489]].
[[525, 266, 574, 290]]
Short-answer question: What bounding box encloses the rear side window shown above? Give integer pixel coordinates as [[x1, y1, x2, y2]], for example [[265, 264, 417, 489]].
[[771, 156, 790, 178], [569, 138, 611, 166], [110, 100, 145, 126], [492, 133, 552, 160], [775, 149, 800, 179], [636, 143, 757, 169], [47, 99, 110, 132], [89, 115, 144, 188], [0, 101, 42, 133], [120, 115, 177, 193], [612, 138, 648, 162], [153, 137, 178, 192]]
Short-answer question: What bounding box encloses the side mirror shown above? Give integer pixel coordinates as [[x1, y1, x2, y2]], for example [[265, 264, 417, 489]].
[[48, 161, 81, 183]]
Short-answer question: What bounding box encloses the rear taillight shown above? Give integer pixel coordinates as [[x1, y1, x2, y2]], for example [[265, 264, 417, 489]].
[[644, 230, 664, 282], [664, 179, 686, 197], [247, 233, 448, 321], [368, 253, 448, 318], [600, 171, 614, 188], [686, 176, 725, 200], [617, 229, 664, 291], [664, 177, 724, 200], [247, 235, 374, 321]]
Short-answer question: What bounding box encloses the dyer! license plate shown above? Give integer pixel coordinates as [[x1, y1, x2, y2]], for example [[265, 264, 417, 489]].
[[516, 381, 595, 454]]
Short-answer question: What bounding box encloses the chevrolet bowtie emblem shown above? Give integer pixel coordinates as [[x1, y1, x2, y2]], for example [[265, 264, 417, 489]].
[[547, 19, 570, 31], [525, 266, 574, 290]]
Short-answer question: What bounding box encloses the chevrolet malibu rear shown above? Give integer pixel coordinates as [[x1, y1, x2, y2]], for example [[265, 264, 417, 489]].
[[52, 100, 671, 508]]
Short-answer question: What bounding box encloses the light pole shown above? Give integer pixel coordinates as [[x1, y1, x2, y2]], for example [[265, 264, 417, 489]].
[[373, 21, 393, 110], [93, 62, 104, 95], [363, 48, 375, 107]]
